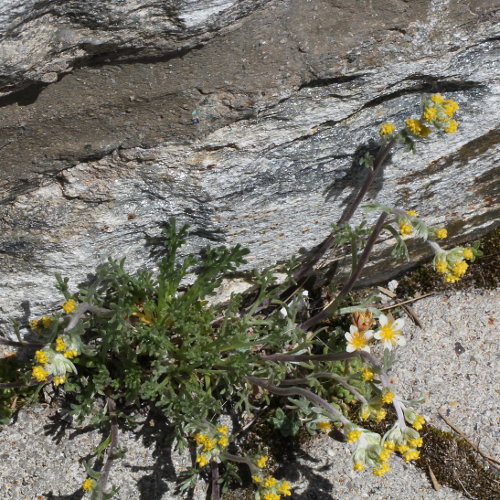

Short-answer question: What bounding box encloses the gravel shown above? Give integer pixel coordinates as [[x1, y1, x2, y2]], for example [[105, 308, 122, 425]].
[[0, 288, 498, 499]]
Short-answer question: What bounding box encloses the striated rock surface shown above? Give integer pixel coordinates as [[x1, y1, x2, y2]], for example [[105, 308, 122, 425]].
[[0, 0, 499, 331]]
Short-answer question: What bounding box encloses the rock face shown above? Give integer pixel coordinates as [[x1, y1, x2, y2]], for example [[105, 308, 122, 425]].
[[0, 0, 499, 331]]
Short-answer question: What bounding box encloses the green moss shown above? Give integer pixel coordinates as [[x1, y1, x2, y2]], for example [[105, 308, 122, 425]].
[[418, 426, 500, 499]]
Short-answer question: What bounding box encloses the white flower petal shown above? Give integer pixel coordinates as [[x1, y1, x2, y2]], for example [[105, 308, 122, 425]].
[[378, 314, 388, 326], [374, 331, 382, 340], [346, 344, 356, 353], [350, 325, 359, 334], [345, 333, 353, 342], [361, 345, 371, 352], [383, 341, 393, 350], [393, 318, 405, 330], [397, 336, 406, 346], [364, 330, 374, 340]]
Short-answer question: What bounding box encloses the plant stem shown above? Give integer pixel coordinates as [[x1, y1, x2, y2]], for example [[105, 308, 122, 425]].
[[299, 212, 388, 331], [94, 397, 119, 500], [279, 372, 368, 405], [247, 376, 350, 425], [210, 460, 220, 500], [260, 352, 360, 362]]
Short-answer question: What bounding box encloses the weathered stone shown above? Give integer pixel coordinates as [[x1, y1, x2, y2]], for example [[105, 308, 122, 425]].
[[0, 0, 499, 333]]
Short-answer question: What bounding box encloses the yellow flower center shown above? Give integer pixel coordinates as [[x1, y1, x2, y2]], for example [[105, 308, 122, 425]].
[[347, 430, 362, 443], [349, 331, 370, 350], [379, 325, 397, 341]]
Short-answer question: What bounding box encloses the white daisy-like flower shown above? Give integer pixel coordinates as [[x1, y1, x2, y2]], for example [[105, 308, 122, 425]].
[[345, 325, 374, 353], [374, 314, 405, 350]]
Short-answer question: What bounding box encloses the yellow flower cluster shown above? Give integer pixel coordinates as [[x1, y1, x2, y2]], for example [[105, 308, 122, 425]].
[[412, 415, 426, 431], [359, 405, 387, 423], [316, 421, 332, 432], [379, 122, 396, 137], [29, 316, 52, 332], [381, 391, 395, 404], [81, 477, 96, 492], [193, 425, 230, 468], [377, 94, 459, 142], [252, 474, 292, 499], [62, 298, 77, 314], [31, 334, 81, 385], [420, 94, 459, 134], [347, 429, 362, 443], [434, 228, 447, 239], [361, 367, 374, 381], [434, 246, 475, 283], [405, 118, 431, 138], [398, 210, 419, 237]]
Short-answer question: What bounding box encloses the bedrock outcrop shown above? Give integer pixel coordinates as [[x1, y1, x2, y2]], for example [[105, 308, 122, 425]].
[[0, 0, 499, 332]]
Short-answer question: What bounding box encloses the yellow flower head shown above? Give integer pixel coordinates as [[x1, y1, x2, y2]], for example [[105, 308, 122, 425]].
[[372, 462, 391, 476], [82, 478, 95, 492], [375, 409, 387, 423], [35, 350, 49, 365], [361, 367, 374, 381], [62, 298, 77, 314], [403, 449, 421, 462], [53, 375, 66, 386], [406, 210, 419, 217], [444, 119, 458, 133], [256, 455, 269, 468], [379, 122, 396, 136], [263, 476, 278, 488], [378, 449, 392, 462], [216, 425, 228, 436], [435, 228, 448, 239], [462, 248, 474, 260], [360, 407, 371, 421], [32, 365, 49, 382], [196, 454, 209, 467], [41, 316, 52, 328], [422, 106, 437, 122], [353, 462, 365, 471], [382, 392, 395, 404], [29, 319, 39, 330], [202, 438, 216, 452], [317, 421, 332, 432], [435, 260, 448, 274], [64, 349, 78, 359], [278, 481, 292, 496], [55, 337, 67, 352], [444, 273, 460, 283], [383, 441, 396, 451], [252, 475, 262, 483], [412, 415, 426, 430], [443, 99, 459, 117], [399, 222, 413, 236], [452, 260, 468, 277], [397, 444, 410, 454], [347, 430, 362, 443], [408, 437, 424, 448], [431, 93, 445, 103], [218, 436, 229, 448], [263, 494, 280, 500], [405, 119, 431, 137], [193, 433, 207, 445]]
